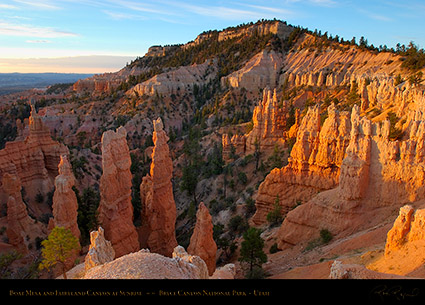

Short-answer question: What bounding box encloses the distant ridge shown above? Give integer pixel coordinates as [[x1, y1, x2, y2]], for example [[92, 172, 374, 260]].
[[0, 72, 93, 95]]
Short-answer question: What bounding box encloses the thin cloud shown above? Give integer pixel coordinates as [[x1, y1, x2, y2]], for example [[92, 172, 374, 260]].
[[0, 4, 19, 9], [239, 4, 295, 16], [0, 21, 78, 38], [26, 39, 52, 43], [309, 0, 337, 7], [111, 0, 175, 15], [177, 3, 282, 20], [102, 10, 147, 21], [13, 0, 61, 10], [357, 8, 393, 22]]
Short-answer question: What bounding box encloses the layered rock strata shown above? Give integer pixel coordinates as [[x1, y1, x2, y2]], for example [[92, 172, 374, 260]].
[[0, 102, 68, 212], [128, 60, 216, 98], [187, 202, 217, 275], [276, 104, 425, 249], [139, 118, 178, 257], [97, 126, 139, 258], [252, 103, 351, 225], [223, 50, 283, 91], [245, 88, 288, 154]]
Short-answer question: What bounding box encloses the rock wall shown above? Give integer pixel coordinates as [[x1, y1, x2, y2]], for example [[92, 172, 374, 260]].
[[223, 50, 283, 91], [97, 126, 139, 258], [245, 88, 288, 154], [252, 103, 351, 225], [128, 60, 216, 98], [0, 102, 68, 217], [276, 104, 425, 249], [139, 118, 178, 257]]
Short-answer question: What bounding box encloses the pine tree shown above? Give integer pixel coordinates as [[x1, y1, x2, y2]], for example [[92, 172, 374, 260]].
[[239, 227, 267, 279]]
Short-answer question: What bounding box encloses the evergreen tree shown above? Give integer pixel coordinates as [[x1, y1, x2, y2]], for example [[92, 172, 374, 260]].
[[239, 227, 267, 279]]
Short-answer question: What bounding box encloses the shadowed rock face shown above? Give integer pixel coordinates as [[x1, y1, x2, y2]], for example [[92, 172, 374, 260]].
[[97, 126, 139, 258], [0, 102, 69, 218], [188, 202, 217, 276], [139, 118, 177, 257], [3, 173, 33, 254]]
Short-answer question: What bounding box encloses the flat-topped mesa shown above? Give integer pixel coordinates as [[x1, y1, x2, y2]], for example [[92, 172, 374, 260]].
[[48, 154, 81, 242], [252, 103, 351, 225], [3, 173, 34, 254], [97, 126, 139, 258], [245, 87, 288, 155], [188, 202, 217, 276], [139, 118, 178, 257]]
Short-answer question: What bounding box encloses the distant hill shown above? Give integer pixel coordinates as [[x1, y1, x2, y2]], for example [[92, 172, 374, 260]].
[[0, 72, 93, 95]]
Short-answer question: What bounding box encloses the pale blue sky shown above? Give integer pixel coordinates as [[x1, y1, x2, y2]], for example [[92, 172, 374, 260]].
[[0, 0, 424, 73]]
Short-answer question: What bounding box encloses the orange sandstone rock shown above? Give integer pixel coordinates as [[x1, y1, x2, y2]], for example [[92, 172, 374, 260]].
[[140, 118, 177, 257], [385, 205, 425, 256], [3, 173, 33, 254], [97, 126, 139, 258], [188, 202, 217, 275], [48, 154, 81, 241], [245, 87, 288, 155], [252, 104, 351, 225], [0, 102, 68, 215]]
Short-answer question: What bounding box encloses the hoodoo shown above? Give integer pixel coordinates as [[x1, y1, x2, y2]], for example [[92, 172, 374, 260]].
[[97, 126, 139, 258], [139, 118, 178, 257]]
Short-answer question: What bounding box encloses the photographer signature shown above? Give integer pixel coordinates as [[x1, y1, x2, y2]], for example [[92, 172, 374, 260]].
[[371, 285, 420, 302]]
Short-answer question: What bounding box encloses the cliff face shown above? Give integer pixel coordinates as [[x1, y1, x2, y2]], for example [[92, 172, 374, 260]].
[[252, 103, 351, 225], [0, 103, 69, 216], [139, 118, 178, 257], [128, 60, 216, 98], [223, 50, 284, 91], [276, 104, 425, 250], [97, 127, 139, 258], [245, 88, 288, 154]]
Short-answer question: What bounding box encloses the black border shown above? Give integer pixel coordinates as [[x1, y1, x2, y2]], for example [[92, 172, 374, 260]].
[[1, 279, 425, 303]]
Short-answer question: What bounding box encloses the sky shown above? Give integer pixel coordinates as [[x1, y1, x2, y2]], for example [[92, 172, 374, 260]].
[[0, 0, 424, 73]]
